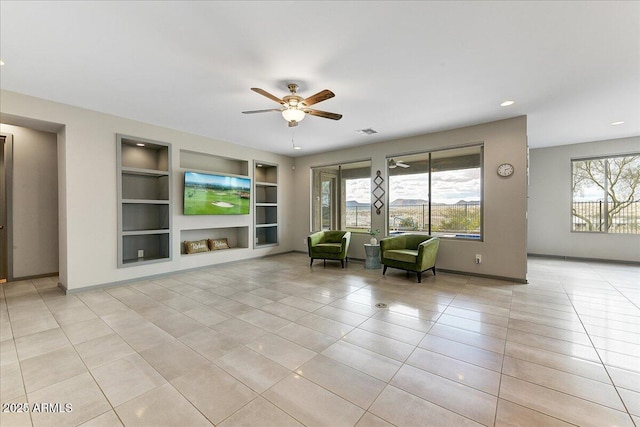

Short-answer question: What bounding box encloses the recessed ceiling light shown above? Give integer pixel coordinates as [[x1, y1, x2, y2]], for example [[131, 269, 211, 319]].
[[500, 100, 515, 107], [0, 60, 4, 66], [611, 121, 625, 126], [355, 128, 378, 135], [136, 143, 145, 147], [293, 146, 302, 150], [256, 164, 263, 167]]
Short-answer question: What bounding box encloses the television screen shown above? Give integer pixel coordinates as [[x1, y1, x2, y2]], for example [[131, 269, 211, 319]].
[[184, 171, 251, 215]]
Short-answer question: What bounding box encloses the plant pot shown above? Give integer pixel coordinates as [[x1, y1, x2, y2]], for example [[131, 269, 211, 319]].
[[370, 237, 378, 245]]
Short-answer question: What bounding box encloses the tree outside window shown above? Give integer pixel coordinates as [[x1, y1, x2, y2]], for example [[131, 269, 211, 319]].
[[572, 155, 640, 234]]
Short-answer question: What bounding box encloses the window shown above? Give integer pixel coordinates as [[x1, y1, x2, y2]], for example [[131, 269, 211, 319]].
[[572, 154, 640, 234], [311, 160, 371, 232], [388, 145, 482, 239]]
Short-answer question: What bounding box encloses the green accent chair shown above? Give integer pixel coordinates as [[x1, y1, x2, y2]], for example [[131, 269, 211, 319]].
[[308, 231, 351, 268], [380, 234, 440, 283]]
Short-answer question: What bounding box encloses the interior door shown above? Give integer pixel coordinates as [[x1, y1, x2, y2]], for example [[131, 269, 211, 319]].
[[0, 135, 7, 283]]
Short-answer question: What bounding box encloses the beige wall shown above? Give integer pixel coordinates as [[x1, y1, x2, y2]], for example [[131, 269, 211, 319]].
[[1, 89, 529, 286], [1, 90, 295, 291], [0, 123, 59, 278], [293, 116, 529, 282], [529, 136, 640, 262]]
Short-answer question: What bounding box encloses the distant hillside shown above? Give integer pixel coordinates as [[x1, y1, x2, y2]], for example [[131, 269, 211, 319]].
[[389, 198, 480, 206], [346, 200, 371, 207], [390, 199, 428, 206]]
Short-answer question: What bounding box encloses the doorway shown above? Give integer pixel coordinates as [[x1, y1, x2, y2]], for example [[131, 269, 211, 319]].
[[0, 134, 13, 283]]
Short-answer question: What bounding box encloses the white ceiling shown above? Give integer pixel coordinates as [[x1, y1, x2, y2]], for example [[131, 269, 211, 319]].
[[1, 1, 638, 156]]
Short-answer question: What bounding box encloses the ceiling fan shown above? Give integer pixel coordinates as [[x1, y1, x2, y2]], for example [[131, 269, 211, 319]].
[[242, 83, 342, 127], [389, 159, 410, 169]]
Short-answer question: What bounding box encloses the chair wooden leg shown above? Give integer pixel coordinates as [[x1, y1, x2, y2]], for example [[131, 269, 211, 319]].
[[310, 259, 314, 267], [417, 272, 422, 283], [383, 265, 387, 275], [432, 266, 436, 275], [340, 259, 344, 268], [323, 259, 326, 267]]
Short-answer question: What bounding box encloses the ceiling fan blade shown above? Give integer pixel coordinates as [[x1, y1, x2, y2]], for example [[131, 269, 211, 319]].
[[397, 162, 410, 168], [251, 88, 286, 105], [302, 90, 335, 106], [242, 108, 283, 114], [304, 109, 342, 120]]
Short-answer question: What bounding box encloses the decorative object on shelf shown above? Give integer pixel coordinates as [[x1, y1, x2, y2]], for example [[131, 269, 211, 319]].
[[184, 239, 210, 254], [497, 162, 514, 177], [208, 238, 230, 250], [368, 228, 380, 245], [243, 83, 342, 127], [373, 170, 385, 215]]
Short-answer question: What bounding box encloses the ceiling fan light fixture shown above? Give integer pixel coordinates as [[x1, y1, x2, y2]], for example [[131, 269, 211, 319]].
[[282, 107, 305, 123]]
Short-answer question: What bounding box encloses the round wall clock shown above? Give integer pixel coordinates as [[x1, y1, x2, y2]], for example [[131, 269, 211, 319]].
[[497, 163, 514, 177]]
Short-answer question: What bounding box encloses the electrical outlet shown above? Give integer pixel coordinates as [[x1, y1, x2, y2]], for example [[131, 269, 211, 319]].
[[303, 238, 307, 245], [475, 254, 482, 264], [138, 249, 144, 258]]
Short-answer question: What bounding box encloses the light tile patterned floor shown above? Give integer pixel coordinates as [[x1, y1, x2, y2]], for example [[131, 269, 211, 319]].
[[1, 253, 639, 426]]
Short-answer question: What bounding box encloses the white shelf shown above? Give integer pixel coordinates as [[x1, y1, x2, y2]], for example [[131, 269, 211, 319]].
[[122, 199, 169, 204], [122, 167, 169, 177], [123, 229, 170, 236]]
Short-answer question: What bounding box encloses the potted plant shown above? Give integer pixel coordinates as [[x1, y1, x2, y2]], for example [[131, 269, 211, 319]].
[[368, 229, 380, 245]]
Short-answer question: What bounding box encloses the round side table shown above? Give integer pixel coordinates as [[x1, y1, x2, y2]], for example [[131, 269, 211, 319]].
[[364, 244, 381, 269]]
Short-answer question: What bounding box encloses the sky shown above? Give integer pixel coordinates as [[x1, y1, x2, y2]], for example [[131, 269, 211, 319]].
[[346, 169, 481, 205]]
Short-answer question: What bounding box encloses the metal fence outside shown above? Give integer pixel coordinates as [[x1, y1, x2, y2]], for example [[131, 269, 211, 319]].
[[346, 203, 481, 235], [347, 201, 639, 235], [572, 201, 639, 233]]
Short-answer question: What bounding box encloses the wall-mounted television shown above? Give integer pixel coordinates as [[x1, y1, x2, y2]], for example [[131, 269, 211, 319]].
[[184, 171, 251, 215]]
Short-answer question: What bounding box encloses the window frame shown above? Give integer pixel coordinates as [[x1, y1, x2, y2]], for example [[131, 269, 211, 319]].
[[386, 144, 484, 241], [310, 159, 372, 233], [570, 153, 640, 235]]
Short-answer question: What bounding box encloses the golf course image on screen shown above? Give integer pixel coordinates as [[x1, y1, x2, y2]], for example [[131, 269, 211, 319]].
[[184, 171, 250, 215]]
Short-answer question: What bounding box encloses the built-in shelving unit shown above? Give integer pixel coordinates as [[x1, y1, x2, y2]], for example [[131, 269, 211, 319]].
[[179, 150, 251, 256], [254, 161, 278, 247], [117, 135, 172, 267]]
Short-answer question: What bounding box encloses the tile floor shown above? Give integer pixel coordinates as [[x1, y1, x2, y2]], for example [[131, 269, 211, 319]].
[[1, 253, 639, 426]]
